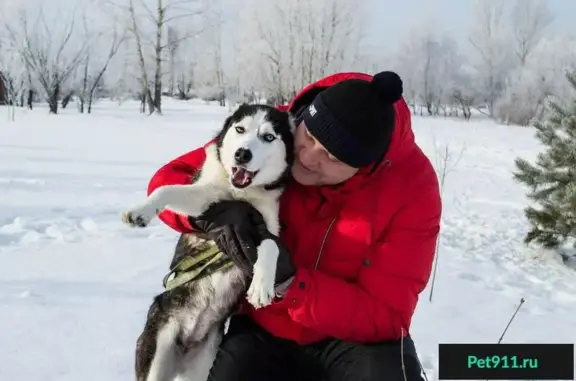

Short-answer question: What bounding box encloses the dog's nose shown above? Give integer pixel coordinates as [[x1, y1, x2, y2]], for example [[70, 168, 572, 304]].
[[234, 148, 252, 164]]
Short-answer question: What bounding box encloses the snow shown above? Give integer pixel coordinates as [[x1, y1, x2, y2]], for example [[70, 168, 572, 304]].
[[1, 100, 575, 381]]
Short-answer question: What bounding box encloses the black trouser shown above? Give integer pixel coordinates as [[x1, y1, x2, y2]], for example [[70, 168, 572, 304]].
[[208, 315, 425, 381]]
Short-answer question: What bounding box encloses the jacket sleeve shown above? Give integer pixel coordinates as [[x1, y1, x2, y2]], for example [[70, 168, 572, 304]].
[[147, 145, 209, 233], [277, 180, 442, 342]]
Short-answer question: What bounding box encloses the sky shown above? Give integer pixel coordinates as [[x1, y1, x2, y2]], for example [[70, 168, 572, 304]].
[[4, 0, 575, 77], [220, 0, 576, 62], [359, 0, 576, 56]]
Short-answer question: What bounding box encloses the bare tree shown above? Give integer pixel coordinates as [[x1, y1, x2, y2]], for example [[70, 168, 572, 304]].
[[391, 23, 466, 118], [468, 0, 512, 117], [0, 71, 16, 120], [5, 6, 89, 114], [421, 37, 443, 115], [428, 137, 465, 302], [124, 0, 208, 114], [252, 2, 288, 103], [452, 89, 474, 121], [494, 34, 576, 126], [434, 36, 463, 117], [0, 58, 27, 120], [510, 0, 554, 67], [0, 39, 27, 118], [316, 0, 363, 78], [174, 47, 198, 100], [239, 0, 365, 104], [392, 32, 422, 113], [228, 10, 263, 104], [78, 14, 93, 113], [166, 26, 178, 97], [126, 0, 154, 113], [0, 71, 7, 106], [208, 0, 226, 106], [77, 12, 127, 114]]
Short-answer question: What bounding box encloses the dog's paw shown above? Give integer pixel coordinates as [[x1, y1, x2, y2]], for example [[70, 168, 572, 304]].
[[246, 239, 279, 309], [121, 204, 158, 228], [246, 270, 275, 309]]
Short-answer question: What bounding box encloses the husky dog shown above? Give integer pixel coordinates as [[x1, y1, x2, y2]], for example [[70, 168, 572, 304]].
[[121, 104, 295, 381]]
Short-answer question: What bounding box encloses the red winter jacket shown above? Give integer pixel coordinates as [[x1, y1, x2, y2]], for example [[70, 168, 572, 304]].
[[147, 72, 442, 344]]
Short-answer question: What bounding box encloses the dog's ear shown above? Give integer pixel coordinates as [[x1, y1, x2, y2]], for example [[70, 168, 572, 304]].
[[231, 102, 249, 113], [223, 114, 234, 129], [215, 114, 234, 149]]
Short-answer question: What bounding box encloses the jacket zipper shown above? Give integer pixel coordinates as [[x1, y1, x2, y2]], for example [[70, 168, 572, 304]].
[[314, 217, 337, 270], [312, 160, 393, 271]]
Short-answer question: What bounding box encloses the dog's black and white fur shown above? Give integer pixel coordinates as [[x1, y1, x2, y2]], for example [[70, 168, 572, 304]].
[[121, 104, 295, 381]]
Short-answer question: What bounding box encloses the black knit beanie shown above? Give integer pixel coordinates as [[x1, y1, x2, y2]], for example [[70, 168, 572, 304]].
[[300, 71, 403, 168]]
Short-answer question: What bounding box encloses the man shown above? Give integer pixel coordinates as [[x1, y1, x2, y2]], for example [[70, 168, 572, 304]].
[[147, 71, 441, 381]]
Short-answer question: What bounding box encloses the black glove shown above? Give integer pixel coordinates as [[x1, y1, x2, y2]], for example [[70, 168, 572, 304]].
[[236, 216, 296, 286], [190, 200, 295, 285], [189, 200, 263, 275]]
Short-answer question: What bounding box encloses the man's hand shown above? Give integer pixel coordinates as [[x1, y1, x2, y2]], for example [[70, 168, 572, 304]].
[[190, 200, 263, 275], [191, 200, 296, 287]]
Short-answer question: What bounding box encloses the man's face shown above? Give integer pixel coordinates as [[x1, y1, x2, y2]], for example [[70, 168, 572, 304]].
[[291, 120, 359, 186]]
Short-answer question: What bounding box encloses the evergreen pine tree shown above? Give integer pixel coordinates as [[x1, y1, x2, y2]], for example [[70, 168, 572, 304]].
[[513, 70, 576, 249]]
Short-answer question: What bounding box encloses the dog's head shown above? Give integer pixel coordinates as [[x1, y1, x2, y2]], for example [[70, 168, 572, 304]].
[[216, 104, 295, 190]]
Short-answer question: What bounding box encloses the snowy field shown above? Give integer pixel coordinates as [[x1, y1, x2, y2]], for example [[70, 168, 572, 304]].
[[1, 99, 575, 381]]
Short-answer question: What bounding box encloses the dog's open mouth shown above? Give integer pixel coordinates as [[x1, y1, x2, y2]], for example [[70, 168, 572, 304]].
[[231, 166, 258, 188]]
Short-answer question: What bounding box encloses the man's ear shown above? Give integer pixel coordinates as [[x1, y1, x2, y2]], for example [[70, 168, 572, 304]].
[[290, 115, 301, 134]]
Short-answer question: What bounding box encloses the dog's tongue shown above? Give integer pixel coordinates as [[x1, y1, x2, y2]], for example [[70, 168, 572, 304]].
[[232, 167, 252, 185]]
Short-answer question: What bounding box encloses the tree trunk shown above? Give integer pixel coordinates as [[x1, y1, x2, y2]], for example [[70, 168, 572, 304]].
[[27, 90, 33, 110], [62, 91, 73, 109], [49, 84, 60, 114], [80, 56, 89, 113], [153, 0, 164, 114], [88, 92, 94, 114]]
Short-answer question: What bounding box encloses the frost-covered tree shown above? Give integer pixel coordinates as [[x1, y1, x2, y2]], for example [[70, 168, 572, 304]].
[[391, 23, 468, 118], [124, 0, 209, 114], [468, 0, 513, 117], [495, 35, 576, 126], [4, 3, 90, 114], [510, 0, 553, 67], [237, 0, 365, 104], [0, 42, 26, 107], [514, 71, 576, 248]]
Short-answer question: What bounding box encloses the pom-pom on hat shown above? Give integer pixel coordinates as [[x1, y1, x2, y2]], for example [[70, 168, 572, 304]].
[[301, 71, 403, 168]]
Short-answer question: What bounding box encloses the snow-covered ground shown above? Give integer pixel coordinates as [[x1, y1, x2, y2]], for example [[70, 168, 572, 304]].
[[1, 99, 575, 381]]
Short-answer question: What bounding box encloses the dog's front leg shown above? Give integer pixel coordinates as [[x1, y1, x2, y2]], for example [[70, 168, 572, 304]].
[[246, 238, 279, 309], [122, 184, 226, 228], [245, 200, 281, 309]]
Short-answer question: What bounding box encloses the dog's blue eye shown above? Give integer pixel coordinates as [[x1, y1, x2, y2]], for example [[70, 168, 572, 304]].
[[262, 133, 275, 142], [235, 126, 245, 133]]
